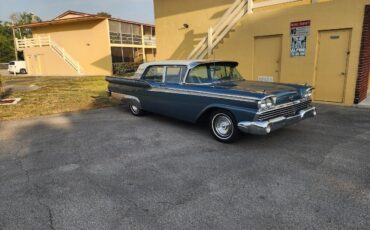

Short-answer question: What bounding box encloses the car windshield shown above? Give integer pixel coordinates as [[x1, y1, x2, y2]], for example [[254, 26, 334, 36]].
[[186, 63, 243, 84]]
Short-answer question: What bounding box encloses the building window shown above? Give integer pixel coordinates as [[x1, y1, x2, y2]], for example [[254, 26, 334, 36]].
[[111, 47, 144, 75], [109, 21, 122, 44], [109, 20, 143, 45], [108, 20, 156, 46], [111, 47, 124, 63], [143, 26, 156, 46]]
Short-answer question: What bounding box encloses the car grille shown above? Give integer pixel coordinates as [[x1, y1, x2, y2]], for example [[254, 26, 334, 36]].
[[256, 100, 311, 121]]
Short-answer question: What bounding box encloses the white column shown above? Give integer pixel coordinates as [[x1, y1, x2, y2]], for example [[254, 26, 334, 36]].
[[141, 25, 146, 62], [247, 0, 254, 14], [207, 27, 214, 57]]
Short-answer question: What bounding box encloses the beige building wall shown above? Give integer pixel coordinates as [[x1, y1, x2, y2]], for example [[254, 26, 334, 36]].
[[154, 0, 370, 105], [145, 49, 156, 62], [24, 47, 77, 76], [31, 19, 112, 76]]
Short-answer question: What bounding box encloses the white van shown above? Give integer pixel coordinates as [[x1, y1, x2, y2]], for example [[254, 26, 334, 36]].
[[8, 61, 27, 74]]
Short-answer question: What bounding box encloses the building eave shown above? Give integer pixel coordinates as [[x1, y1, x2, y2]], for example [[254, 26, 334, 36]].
[[13, 16, 107, 29]]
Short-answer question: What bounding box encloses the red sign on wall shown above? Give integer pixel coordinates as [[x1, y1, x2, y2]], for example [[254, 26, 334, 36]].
[[291, 20, 311, 28]]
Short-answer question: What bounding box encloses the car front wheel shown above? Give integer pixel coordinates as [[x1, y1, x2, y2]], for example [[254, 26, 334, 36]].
[[129, 104, 144, 116], [209, 110, 239, 143]]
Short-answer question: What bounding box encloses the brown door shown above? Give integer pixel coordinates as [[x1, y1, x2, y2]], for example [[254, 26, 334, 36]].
[[253, 35, 282, 83], [315, 29, 351, 103]]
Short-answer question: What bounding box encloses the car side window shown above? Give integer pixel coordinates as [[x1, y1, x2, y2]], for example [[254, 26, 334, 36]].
[[186, 65, 210, 83], [142, 66, 164, 82], [165, 66, 187, 84]]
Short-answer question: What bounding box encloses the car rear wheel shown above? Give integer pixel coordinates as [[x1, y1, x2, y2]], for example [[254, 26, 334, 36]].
[[20, 69, 27, 74], [209, 110, 239, 143], [129, 104, 144, 116]]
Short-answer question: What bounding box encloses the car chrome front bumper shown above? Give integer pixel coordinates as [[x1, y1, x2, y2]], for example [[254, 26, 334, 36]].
[[238, 107, 317, 135]]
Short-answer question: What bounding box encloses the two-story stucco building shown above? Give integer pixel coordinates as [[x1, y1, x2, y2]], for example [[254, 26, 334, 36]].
[[15, 10, 156, 76], [153, 0, 370, 105]]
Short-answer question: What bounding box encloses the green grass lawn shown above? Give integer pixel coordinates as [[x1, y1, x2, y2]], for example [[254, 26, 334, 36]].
[[0, 75, 118, 121]]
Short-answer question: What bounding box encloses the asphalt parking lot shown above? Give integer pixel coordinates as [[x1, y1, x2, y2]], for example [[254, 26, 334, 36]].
[[0, 104, 369, 229], [0, 69, 12, 76]]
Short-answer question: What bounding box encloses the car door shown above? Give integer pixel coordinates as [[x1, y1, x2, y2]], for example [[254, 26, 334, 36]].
[[139, 65, 165, 112], [155, 66, 189, 119], [160, 65, 215, 122]]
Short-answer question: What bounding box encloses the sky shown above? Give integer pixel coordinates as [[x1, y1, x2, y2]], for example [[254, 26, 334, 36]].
[[0, 0, 155, 24]]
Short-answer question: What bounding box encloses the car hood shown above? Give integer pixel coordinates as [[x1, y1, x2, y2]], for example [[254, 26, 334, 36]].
[[215, 80, 299, 93]]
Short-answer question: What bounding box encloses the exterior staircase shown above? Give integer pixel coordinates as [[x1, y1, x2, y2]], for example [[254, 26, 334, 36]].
[[188, 0, 303, 60], [15, 36, 83, 74]]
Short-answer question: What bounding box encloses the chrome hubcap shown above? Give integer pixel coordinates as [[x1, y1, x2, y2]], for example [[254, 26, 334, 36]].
[[131, 105, 139, 114], [213, 114, 233, 138]]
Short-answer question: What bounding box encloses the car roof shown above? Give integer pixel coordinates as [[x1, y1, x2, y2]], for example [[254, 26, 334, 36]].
[[139, 60, 239, 69]]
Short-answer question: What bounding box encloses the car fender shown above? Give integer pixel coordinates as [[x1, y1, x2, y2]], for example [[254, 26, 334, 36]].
[[110, 92, 143, 109], [196, 103, 257, 123]]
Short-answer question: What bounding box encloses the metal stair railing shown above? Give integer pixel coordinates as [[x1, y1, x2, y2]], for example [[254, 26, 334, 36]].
[[188, 0, 248, 60], [48, 37, 82, 74], [15, 36, 83, 74], [187, 0, 304, 60]]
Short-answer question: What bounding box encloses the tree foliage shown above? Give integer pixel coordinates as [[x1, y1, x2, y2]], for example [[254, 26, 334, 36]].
[[10, 12, 42, 38], [97, 12, 112, 18], [0, 12, 42, 62], [0, 21, 15, 62], [10, 12, 42, 25]]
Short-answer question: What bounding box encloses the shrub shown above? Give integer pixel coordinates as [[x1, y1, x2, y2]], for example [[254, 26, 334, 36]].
[[112, 62, 141, 76], [0, 75, 4, 99]]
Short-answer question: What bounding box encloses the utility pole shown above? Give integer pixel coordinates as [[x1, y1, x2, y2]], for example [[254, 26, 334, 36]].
[[11, 15, 18, 61]]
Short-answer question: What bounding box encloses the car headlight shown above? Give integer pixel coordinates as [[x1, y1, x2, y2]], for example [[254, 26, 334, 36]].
[[266, 98, 273, 107], [258, 100, 267, 110], [304, 88, 313, 99], [258, 96, 276, 111]]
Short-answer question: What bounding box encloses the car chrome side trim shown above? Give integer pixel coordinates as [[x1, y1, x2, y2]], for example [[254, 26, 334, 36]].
[[150, 87, 259, 102]]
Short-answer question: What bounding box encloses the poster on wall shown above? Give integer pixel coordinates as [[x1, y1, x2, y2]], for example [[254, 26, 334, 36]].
[[290, 20, 311, 57]]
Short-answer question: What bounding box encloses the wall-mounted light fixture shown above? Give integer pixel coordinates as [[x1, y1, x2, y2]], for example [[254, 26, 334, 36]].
[[183, 23, 189, 29]]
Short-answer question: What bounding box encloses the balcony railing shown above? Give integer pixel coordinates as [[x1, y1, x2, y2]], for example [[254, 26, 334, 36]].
[[144, 36, 156, 46], [109, 32, 156, 46], [16, 36, 50, 49]]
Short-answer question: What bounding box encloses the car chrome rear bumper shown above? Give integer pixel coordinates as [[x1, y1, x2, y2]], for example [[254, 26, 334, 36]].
[[238, 107, 317, 135]]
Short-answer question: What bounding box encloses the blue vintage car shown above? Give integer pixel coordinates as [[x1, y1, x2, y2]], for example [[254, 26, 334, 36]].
[[106, 60, 316, 143]]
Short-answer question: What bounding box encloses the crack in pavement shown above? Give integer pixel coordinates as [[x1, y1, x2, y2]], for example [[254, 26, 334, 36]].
[[15, 151, 56, 230], [33, 184, 56, 230]]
